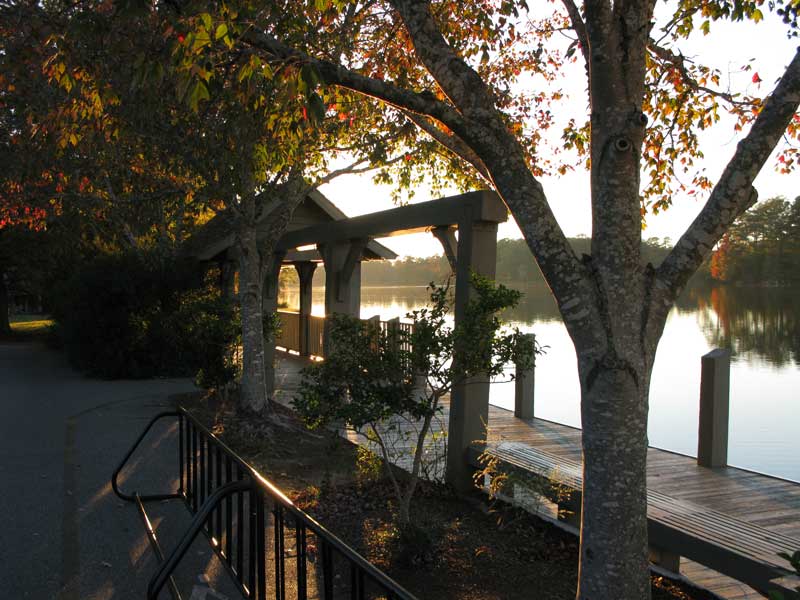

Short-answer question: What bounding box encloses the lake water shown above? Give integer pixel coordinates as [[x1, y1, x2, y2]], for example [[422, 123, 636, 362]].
[[279, 283, 799, 482]]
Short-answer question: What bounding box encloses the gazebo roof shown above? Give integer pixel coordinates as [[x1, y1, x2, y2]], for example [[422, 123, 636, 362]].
[[180, 189, 397, 263]]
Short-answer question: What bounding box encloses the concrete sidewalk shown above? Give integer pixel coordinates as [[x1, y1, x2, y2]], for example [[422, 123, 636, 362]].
[[0, 341, 239, 600]]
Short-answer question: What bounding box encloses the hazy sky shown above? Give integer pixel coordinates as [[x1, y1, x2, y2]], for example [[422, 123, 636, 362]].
[[318, 8, 799, 259]]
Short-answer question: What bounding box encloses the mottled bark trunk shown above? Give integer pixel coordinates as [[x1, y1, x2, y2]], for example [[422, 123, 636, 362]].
[[235, 174, 309, 413], [237, 219, 269, 414], [576, 348, 653, 599]]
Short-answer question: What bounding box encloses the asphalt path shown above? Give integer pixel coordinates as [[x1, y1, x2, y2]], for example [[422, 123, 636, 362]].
[[0, 341, 242, 600]]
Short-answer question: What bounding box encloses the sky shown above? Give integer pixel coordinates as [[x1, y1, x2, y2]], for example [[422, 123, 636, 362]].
[[318, 7, 799, 259]]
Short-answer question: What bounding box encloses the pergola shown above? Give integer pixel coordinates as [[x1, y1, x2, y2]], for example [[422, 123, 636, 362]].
[[184, 189, 508, 489]]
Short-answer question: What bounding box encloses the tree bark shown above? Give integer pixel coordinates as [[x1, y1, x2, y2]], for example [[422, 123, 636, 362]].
[[237, 216, 269, 413], [234, 173, 309, 413], [576, 341, 654, 599]]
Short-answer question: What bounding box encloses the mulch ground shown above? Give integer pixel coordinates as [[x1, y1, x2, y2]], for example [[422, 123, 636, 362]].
[[176, 391, 719, 600]]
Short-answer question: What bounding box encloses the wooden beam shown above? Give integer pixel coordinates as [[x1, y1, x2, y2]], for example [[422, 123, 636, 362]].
[[276, 190, 506, 250]]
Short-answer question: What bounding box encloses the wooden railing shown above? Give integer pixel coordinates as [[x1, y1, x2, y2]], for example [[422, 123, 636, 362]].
[[276, 311, 300, 352], [275, 311, 326, 358], [308, 315, 325, 357], [272, 311, 535, 411]]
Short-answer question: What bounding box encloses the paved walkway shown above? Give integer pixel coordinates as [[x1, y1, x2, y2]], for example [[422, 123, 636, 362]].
[[0, 341, 239, 600]]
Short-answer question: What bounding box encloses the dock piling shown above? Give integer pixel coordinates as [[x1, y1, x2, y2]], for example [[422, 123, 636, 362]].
[[514, 333, 536, 420], [697, 348, 731, 468]]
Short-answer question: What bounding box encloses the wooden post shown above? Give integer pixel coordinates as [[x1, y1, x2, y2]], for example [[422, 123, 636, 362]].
[[514, 333, 536, 420], [365, 315, 381, 352], [447, 217, 499, 492], [649, 547, 681, 573], [697, 348, 731, 468], [319, 241, 364, 356], [294, 262, 316, 357], [219, 258, 236, 302], [386, 316, 400, 350]]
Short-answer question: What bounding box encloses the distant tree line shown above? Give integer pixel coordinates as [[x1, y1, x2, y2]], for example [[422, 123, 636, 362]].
[[361, 237, 675, 287], [708, 196, 800, 285], [361, 196, 800, 289]]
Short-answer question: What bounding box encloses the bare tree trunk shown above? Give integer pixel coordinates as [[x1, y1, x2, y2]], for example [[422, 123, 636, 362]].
[[237, 217, 269, 413], [235, 174, 309, 413], [577, 355, 652, 599], [398, 412, 432, 527]]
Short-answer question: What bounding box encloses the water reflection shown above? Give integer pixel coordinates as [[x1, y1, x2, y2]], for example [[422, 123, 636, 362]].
[[281, 283, 800, 367], [279, 282, 799, 480], [685, 286, 800, 368]]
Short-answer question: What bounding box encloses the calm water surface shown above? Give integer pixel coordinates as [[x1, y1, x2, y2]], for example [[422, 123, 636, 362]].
[[279, 283, 799, 482]]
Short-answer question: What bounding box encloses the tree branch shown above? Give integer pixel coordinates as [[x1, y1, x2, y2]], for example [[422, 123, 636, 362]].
[[241, 28, 467, 131], [403, 111, 490, 180], [309, 153, 406, 189], [389, 0, 496, 116], [648, 41, 756, 108], [246, 13, 592, 348], [653, 47, 800, 323], [561, 0, 590, 63]]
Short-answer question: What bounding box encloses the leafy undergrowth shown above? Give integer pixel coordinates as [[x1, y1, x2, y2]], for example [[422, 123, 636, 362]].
[[177, 391, 717, 600]]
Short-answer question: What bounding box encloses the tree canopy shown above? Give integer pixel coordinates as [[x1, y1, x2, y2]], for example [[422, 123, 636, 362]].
[[228, 2, 800, 598], [2, 0, 799, 597]]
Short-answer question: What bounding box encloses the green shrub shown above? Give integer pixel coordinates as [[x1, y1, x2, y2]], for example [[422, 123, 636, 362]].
[[51, 251, 239, 380], [295, 275, 539, 529]]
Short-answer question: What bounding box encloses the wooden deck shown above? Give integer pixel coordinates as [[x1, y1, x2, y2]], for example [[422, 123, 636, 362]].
[[273, 352, 800, 600]]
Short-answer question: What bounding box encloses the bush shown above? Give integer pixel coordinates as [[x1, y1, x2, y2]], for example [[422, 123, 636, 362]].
[[295, 276, 538, 529], [51, 251, 239, 380]]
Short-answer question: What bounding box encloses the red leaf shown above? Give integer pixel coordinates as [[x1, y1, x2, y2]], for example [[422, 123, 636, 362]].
[[751, 72, 762, 84]]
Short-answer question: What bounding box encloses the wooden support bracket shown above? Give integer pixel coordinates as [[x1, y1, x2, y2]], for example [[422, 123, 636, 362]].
[[431, 226, 458, 272], [263, 250, 287, 301], [337, 238, 368, 301]]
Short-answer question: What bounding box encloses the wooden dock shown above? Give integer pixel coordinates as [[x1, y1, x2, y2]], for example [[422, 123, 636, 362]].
[[273, 352, 800, 600]]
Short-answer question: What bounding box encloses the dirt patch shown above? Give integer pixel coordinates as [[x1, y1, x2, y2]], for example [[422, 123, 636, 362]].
[[176, 391, 718, 600]]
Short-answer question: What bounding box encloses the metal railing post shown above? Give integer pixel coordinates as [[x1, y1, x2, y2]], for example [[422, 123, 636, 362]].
[[112, 408, 419, 600]]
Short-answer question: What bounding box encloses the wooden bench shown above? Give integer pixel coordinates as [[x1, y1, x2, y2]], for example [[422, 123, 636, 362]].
[[469, 441, 800, 599]]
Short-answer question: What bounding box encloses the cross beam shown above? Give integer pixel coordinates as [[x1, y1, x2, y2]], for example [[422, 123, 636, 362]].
[[276, 190, 506, 250]]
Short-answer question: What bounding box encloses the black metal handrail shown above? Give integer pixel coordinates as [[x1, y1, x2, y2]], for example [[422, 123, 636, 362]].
[[112, 407, 419, 600]]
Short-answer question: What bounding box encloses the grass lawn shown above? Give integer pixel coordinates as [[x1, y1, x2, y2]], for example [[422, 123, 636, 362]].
[[5, 314, 54, 339]]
